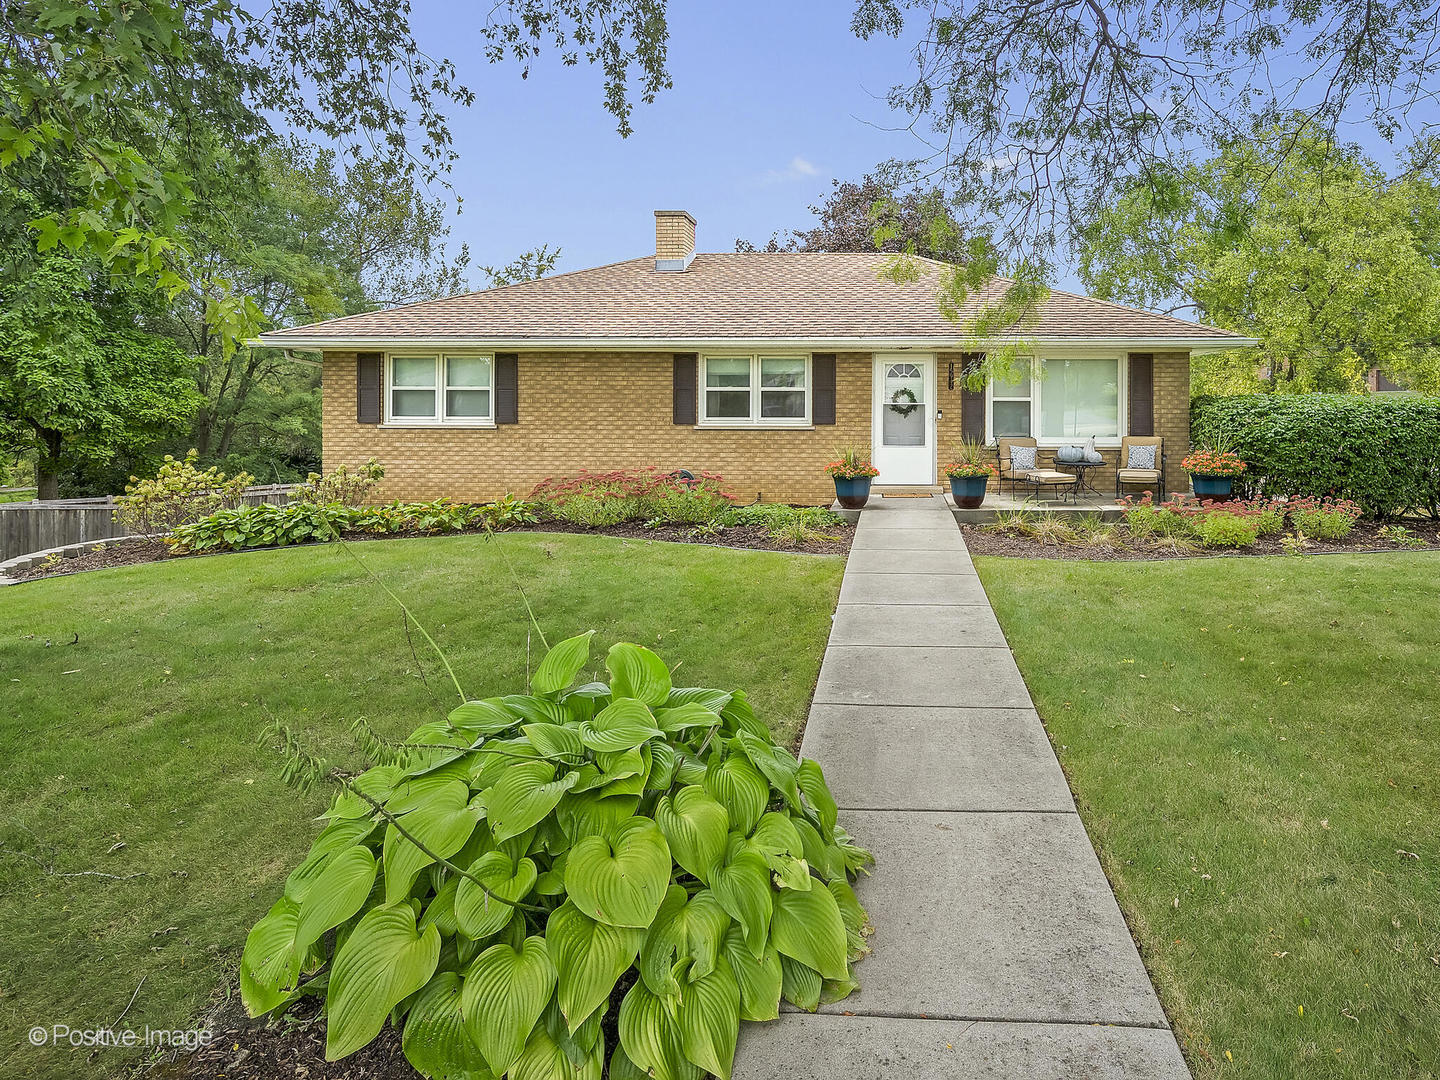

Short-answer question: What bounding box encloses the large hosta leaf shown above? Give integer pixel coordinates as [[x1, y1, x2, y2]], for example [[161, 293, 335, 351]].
[[511, 1025, 603, 1080], [460, 936, 557, 1076], [546, 901, 645, 1030], [654, 785, 728, 883], [556, 791, 640, 845], [792, 816, 845, 883], [240, 897, 304, 1016], [483, 760, 580, 842], [400, 971, 493, 1080], [382, 780, 483, 904], [770, 883, 849, 981], [523, 723, 586, 762], [618, 980, 702, 1080], [293, 845, 377, 951], [325, 902, 441, 1060], [566, 817, 671, 927], [606, 642, 672, 706], [532, 630, 595, 695], [736, 732, 801, 810], [795, 759, 838, 835], [747, 812, 810, 892], [579, 698, 663, 753], [454, 850, 538, 938], [448, 698, 520, 735], [779, 954, 822, 1012], [710, 843, 772, 958], [653, 703, 721, 733], [703, 754, 769, 836], [722, 927, 782, 1022], [640, 886, 731, 998], [676, 955, 741, 1080], [326, 765, 404, 821]]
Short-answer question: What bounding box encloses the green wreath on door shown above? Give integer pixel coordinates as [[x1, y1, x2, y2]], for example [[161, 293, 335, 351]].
[[888, 386, 919, 417]]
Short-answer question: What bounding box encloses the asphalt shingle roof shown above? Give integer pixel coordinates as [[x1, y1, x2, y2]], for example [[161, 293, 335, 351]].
[[258, 253, 1246, 344]]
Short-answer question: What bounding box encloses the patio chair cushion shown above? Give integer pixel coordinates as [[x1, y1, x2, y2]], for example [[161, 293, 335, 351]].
[[1009, 445, 1038, 472], [1025, 470, 1077, 485], [1127, 444, 1158, 469], [1117, 468, 1161, 483]]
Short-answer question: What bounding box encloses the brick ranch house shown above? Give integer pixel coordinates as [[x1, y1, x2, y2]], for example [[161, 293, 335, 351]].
[[255, 211, 1256, 506]]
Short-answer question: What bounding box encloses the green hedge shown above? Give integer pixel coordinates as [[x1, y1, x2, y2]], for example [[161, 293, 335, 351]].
[[1191, 395, 1440, 518]]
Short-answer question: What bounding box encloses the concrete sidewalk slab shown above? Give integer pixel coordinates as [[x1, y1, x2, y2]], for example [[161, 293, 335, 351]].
[[734, 1015, 1190, 1080], [856, 513, 959, 530], [814, 645, 1033, 708], [850, 528, 968, 551], [843, 548, 977, 575], [801, 705, 1075, 812], [816, 810, 1169, 1028], [828, 604, 1007, 648], [838, 572, 990, 606]]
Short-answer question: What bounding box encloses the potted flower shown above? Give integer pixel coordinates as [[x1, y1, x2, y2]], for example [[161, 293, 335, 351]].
[[943, 439, 998, 508], [825, 446, 880, 509], [1181, 446, 1247, 499]]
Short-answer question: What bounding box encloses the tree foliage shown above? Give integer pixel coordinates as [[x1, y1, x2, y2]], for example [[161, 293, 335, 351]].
[[1078, 133, 1440, 394]]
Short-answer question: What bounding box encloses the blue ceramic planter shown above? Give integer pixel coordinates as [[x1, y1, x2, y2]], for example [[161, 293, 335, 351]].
[[1191, 474, 1233, 499], [833, 476, 873, 509], [948, 475, 989, 509]]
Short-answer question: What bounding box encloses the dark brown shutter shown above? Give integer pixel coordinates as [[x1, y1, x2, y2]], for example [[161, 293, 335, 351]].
[[672, 354, 697, 425], [1128, 353, 1154, 436], [356, 353, 382, 424], [811, 353, 837, 425], [959, 352, 986, 439], [495, 353, 519, 424]]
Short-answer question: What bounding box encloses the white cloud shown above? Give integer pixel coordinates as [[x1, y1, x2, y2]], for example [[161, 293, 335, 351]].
[[750, 155, 820, 187]]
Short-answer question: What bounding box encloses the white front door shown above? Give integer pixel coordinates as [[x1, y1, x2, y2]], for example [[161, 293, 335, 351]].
[[872, 354, 936, 485]]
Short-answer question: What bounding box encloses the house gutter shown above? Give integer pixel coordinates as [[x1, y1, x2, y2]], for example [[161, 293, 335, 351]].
[[253, 334, 1260, 355]]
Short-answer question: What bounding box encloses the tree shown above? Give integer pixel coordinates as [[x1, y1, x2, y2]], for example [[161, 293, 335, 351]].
[[851, 0, 1440, 278], [0, 256, 199, 499], [737, 168, 973, 261], [1077, 133, 1440, 394], [478, 245, 563, 288], [0, 0, 671, 347]]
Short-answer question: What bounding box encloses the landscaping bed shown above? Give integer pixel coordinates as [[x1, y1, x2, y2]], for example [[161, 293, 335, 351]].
[[962, 520, 1440, 561]]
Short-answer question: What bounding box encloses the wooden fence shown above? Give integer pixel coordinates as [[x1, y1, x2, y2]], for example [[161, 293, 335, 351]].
[[0, 485, 295, 563]]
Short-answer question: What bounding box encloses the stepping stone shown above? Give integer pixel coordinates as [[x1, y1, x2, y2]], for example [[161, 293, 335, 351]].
[[838, 573, 989, 606], [734, 1015, 1190, 1080], [828, 603, 1006, 648], [844, 548, 977, 575], [817, 810, 1169, 1028], [813, 646, 1032, 708], [801, 705, 1075, 813]]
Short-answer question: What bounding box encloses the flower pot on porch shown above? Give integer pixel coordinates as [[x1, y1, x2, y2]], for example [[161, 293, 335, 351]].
[[833, 476, 873, 509], [948, 475, 989, 509], [1191, 474, 1233, 499]]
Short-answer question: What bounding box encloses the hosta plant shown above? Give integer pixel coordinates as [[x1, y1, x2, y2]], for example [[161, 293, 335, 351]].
[[242, 633, 873, 1078]]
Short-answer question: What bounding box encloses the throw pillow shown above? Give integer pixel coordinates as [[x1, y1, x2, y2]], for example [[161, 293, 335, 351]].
[[1083, 436, 1103, 463], [1009, 445, 1038, 472], [1127, 444, 1158, 469]]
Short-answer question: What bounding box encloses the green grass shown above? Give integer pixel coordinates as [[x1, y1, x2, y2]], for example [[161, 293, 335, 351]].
[[975, 552, 1440, 1080], [0, 533, 843, 1079]]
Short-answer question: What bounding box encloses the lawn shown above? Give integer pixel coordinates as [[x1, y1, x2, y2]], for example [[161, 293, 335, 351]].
[[0, 532, 843, 1080], [976, 552, 1440, 1080]]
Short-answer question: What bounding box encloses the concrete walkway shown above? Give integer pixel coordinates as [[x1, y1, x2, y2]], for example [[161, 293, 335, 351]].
[[735, 495, 1190, 1079]]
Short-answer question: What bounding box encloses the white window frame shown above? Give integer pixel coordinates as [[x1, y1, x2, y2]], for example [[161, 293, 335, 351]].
[[697, 354, 812, 428], [383, 353, 496, 427], [985, 353, 1127, 447]]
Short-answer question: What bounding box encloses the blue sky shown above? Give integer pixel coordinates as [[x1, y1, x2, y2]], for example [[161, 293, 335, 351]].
[[406, 3, 926, 276]]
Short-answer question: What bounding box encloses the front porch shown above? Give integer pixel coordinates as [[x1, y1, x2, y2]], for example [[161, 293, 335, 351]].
[[832, 488, 1127, 525]]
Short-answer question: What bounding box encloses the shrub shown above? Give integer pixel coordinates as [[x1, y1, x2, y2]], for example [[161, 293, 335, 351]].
[[1228, 498, 1287, 536], [1287, 496, 1361, 539], [242, 635, 873, 1076], [531, 469, 736, 527], [1192, 394, 1440, 518], [722, 504, 845, 545], [476, 493, 540, 530], [1378, 523, 1428, 548], [1194, 510, 1263, 548], [113, 451, 253, 534], [1119, 494, 1200, 539], [293, 459, 386, 506], [167, 499, 498, 554]]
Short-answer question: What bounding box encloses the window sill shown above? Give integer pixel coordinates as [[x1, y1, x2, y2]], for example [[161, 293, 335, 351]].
[[380, 421, 497, 429], [695, 423, 815, 431]]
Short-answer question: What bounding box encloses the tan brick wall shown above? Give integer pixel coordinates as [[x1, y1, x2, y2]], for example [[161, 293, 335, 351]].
[[322, 351, 871, 505], [654, 212, 696, 262]]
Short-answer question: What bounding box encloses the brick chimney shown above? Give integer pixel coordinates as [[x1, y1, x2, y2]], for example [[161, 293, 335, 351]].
[[654, 210, 696, 271]]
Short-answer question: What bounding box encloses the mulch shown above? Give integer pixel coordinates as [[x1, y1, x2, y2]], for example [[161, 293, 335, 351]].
[[11, 523, 852, 583], [960, 521, 1440, 561]]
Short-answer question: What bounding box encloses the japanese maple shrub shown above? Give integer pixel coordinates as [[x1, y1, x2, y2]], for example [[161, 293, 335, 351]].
[[241, 634, 872, 1079]]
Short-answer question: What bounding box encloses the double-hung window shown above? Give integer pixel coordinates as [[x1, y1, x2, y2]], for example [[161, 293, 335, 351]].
[[700, 355, 810, 425], [387, 354, 493, 424], [987, 356, 1122, 443]]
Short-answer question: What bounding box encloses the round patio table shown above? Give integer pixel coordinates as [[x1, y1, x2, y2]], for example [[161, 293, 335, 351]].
[[1052, 458, 1105, 495]]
